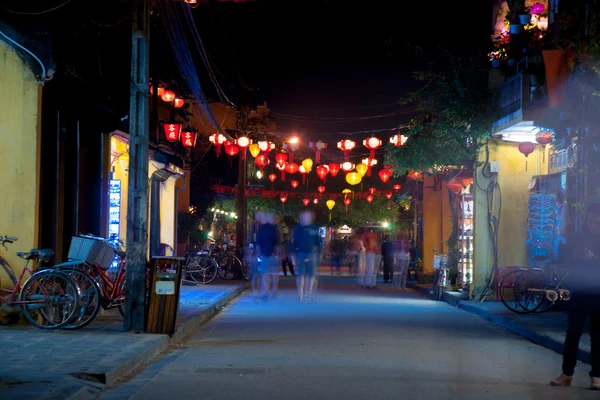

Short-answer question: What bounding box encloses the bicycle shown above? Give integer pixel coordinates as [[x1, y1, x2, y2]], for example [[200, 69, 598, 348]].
[[212, 243, 248, 281], [0, 235, 79, 329], [431, 248, 449, 301], [182, 247, 218, 285]]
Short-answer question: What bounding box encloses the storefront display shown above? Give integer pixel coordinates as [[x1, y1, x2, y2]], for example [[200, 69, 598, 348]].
[[109, 180, 122, 238], [458, 194, 473, 289]]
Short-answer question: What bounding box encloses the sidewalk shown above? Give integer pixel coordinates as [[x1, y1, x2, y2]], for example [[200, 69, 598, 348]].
[[409, 283, 590, 364], [0, 281, 247, 400]]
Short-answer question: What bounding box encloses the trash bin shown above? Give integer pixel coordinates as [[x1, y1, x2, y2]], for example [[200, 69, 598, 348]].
[[146, 256, 184, 335]]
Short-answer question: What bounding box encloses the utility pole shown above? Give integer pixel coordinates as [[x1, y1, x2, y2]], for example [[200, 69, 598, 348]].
[[125, 0, 150, 333]]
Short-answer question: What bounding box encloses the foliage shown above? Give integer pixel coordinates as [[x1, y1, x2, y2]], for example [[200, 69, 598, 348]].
[[190, 161, 217, 217], [177, 210, 205, 244], [386, 48, 497, 177]]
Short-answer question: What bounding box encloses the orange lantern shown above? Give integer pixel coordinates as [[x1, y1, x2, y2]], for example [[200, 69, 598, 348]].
[[317, 185, 326, 194], [291, 180, 299, 189], [181, 129, 198, 148], [446, 178, 463, 195], [173, 98, 185, 108], [309, 140, 328, 163], [455, 169, 473, 188], [161, 90, 175, 102], [303, 198, 310, 206], [235, 136, 252, 159], [255, 153, 269, 173], [408, 170, 422, 180], [337, 139, 356, 161], [209, 133, 227, 156], [390, 134, 408, 147], [163, 122, 182, 142], [328, 163, 340, 177], [268, 173, 277, 183], [378, 169, 391, 183], [316, 165, 329, 182]]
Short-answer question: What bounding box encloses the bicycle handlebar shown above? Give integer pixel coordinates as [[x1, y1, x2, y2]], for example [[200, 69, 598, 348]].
[[0, 235, 18, 248]]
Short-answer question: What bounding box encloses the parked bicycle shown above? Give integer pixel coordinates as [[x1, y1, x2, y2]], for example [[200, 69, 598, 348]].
[[182, 247, 219, 285], [0, 235, 79, 329], [212, 242, 250, 281], [430, 248, 449, 301]]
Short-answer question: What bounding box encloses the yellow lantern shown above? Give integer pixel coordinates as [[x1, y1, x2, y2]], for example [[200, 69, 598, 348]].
[[342, 189, 352, 195], [355, 163, 368, 177], [345, 171, 362, 186], [248, 143, 261, 158], [326, 199, 335, 210], [302, 158, 313, 173]]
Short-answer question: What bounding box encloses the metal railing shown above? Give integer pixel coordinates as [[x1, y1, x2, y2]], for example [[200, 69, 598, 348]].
[[497, 74, 523, 121]]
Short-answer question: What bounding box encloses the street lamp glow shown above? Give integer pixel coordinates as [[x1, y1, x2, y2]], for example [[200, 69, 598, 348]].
[[256, 170, 263, 179], [211, 208, 215, 212], [289, 137, 299, 144], [382, 221, 389, 228]]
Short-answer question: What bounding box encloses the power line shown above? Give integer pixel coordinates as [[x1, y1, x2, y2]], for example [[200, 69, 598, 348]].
[[269, 108, 416, 124], [1, 0, 74, 15], [89, 11, 132, 28]]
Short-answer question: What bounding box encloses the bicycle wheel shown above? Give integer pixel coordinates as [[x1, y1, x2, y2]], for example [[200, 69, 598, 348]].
[[514, 270, 546, 313], [60, 268, 101, 330], [499, 269, 530, 314], [217, 255, 242, 280], [432, 269, 443, 301], [188, 256, 218, 284], [19, 269, 79, 329]]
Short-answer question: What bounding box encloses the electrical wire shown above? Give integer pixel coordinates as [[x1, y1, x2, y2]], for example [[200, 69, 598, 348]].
[[269, 107, 417, 123], [1, 0, 74, 15], [0, 28, 47, 80], [225, 126, 403, 137], [89, 11, 132, 28]]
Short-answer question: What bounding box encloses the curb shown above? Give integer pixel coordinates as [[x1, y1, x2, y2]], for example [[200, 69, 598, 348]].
[[408, 283, 591, 365], [56, 283, 249, 400]]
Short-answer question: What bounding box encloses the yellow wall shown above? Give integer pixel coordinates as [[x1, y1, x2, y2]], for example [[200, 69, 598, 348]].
[[422, 176, 452, 275], [159, 176, 178, 250], [0, 40, 41, 285], [473, 139, 549, 298]]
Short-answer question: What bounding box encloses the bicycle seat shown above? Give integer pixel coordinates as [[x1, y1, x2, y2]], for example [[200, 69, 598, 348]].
[[17, 249, 54, 262]]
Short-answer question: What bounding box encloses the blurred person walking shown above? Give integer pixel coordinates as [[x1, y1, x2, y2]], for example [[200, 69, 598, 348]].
[[361, 229, 380, 288], [393, 236, 411, 289], [256, 212, 279, 299], [293, 210, 320, 301], [349, 233, 364, 277], [280, 233, 295, 276], [329, 236, 345, 276], [381, 234, 394, 283]]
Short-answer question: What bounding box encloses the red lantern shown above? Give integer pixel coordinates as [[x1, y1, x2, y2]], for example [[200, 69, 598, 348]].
[[363, 137, 382, 176], [173, 98, 185, 108], [291, 180, 299, 189], [317, 185, 326, 194], [337, 139, 356, 161], [446, 178, 463, 195], [275, 152, 288, 167], [280, 194, 288, 203], [455, 169, 473, 188], [344, 198, 351, 206], [235, 136, 252, 159], [313, 198, 319, 204], [341, 162, 355, 173], [379, 169, 391, 183], [299, 165, 307, 184], [366, 194, 374, 203], [369, 187, 376, 194], [518, 141, 536, 171], [276, 163, 286, 180], [268, 173, 277, 183], [408, 170, 423, 181], [224, 144, 239, 166], [209, 133, 227, 156], [303, 198, 310, 206], [258, 141, 275, 153], [255, 153, 269, 173], [390, 134, 408, 147], [328, 163, 340, 177], [393, 184, 401, 191], [385, 192, 393, 200], [285, 162, 298, 174], [163, 122, 182, 142], [161, 90, 175, 102], [309, 140, 328, 163], [535, 130, 553, 148], [181, 129, 198, 148], [316, 165, 329, 182]]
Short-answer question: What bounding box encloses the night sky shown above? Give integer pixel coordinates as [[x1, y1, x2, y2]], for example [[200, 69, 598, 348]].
[[194, 0, 492, 138]]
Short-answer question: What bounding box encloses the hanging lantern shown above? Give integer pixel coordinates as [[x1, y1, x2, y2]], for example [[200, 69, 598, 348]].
[[342, 189, 352, 197], [209, 133, 227, 156], [393, 184, 401, 191], [326, 199, 335, 221], [316, 165, 329, 182], [346, 172, 362, 186], [235, 136, 252, 159], [299, 165, 307, 184], [356, 163, 368, 177], [173, 98, 185, 108], [248, 143, 261, 158], [163, 122, 182, 142], [280, 193, 288, 211], [455, 169, 473, 188], [290, 179, 299, 189], [366, 194, 374, 203], [258, 141, 275, 153], [286, 162, 299, 174], [150, 83, 165, 97], [385, 192, 393, 200], [378, 169, 391, 183], [536, 130, 553, 148], [518, 141, 536, 171], [363, 137, 382, 175], [275, 152, 288, 167], [284, 138, 300, 163], [302, 158, 314, 173], [341, 162, 355, 173], [446, 178, 463, 195], [268, 173, 277, 183], [224, 143, 239, 166], [328, 163, 340, 177], [408, 170, 422, 181], [181, 128, 198, 148], [313, 198, 319, 204], [303, 198, 310, 207], [344, 197, 351, 214], [161, 90, 175, 102], [309, 140, 328, 163], [390, 134, 408, 147], [337, 139, 356, 161], [317, 185, 326, 194], [368, 187, 376, 194], [362, 157, 378, 167], [276, 163, 286, 180], [255, 153, 269, 173]]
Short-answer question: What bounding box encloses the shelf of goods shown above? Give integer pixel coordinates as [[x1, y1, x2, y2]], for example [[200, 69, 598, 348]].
[[458, 195, 473, 289]]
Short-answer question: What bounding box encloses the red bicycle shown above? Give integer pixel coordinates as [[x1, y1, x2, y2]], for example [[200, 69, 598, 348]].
[[0, 235, 79, 329]]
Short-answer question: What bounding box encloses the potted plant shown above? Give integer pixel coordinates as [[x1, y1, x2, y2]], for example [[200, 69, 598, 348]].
[[519, 7, 531, 25], [488, 48, 507, 68], [507, 13, 523, 34]]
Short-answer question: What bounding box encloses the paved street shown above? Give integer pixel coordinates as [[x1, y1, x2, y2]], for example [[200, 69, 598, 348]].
[[102, 276, 598, 400]]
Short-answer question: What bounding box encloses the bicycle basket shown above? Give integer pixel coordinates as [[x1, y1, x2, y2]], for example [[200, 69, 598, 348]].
[[68, 236, 116, 270], [432, 254, 446, 269]]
